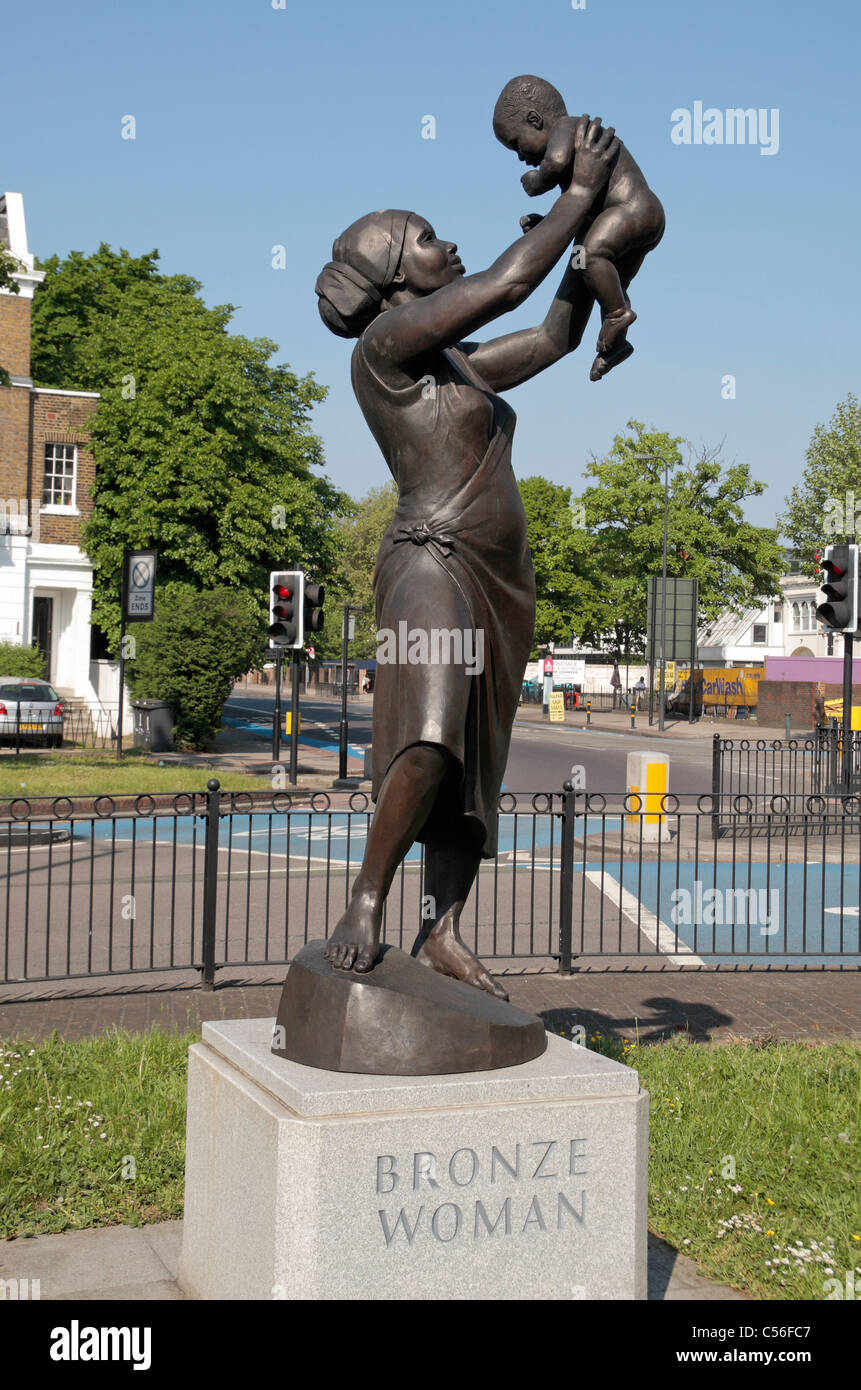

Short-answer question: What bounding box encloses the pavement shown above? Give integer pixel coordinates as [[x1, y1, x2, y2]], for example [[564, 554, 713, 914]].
[[1, 970, 859, 1043], [0, 1218, 748, 1301], [513, 702, 809, 742]]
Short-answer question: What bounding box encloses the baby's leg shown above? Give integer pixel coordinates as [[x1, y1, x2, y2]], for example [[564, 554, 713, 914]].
[[584, 199, 664, 379], [582, 206, 642, 353]]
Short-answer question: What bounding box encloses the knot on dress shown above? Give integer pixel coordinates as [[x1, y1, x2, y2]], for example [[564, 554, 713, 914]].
[[393, 519, 456, 557]]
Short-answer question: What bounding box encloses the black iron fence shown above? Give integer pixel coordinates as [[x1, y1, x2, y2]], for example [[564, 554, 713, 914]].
[[1, 781, 858, 993], [711, 729, 861, 832], [568, 791, 860, 963], [0, 705, 117, 752]]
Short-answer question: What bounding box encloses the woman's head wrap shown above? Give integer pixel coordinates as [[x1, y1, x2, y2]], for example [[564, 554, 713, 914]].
[[315, 209, 413, 338]]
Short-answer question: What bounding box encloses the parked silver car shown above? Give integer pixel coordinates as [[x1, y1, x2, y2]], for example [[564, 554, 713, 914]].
[[0, 679, 64, 747]]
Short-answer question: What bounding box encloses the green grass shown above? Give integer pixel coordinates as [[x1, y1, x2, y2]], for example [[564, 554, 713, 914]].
[[1, 1028, 859, 1300], [0, 751, 271, 797], [567, 1029, 861, 1299], [0, 1030, 190, 1234]]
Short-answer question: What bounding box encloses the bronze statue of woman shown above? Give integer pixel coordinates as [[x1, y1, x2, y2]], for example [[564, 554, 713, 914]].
[[315, 116, 619, 999]]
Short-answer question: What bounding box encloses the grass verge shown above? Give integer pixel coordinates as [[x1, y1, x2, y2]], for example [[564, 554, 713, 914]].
[[1, 1028, 859, 1300], [0, 751, 271, 797]]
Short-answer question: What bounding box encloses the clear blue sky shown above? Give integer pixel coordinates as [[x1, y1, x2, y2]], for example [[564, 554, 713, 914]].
[[6, 0, 859, 530]]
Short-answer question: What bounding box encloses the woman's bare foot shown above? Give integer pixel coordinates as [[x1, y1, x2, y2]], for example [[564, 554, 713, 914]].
[[416, 909, 509, 1001], [596, 305, 636, 355], [323, 891, 382, 973]]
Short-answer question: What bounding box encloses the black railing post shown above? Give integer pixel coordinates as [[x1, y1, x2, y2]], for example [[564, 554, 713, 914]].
[[711, 731, 721, 838], [200, 777, 220, 990], [558, 783, 576, 974]]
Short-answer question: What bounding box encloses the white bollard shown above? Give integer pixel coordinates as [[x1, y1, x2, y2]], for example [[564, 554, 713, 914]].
[[626, 751, 671, 842]]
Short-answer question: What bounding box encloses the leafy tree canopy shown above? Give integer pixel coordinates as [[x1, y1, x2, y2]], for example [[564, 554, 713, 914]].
[[517, 476, 598, 653], [30, 244, 349, 651], [567, 420, 783, 658], [311, 483, 397, 663], [125, 583, 265, 749], [779, 394, 861, 569]]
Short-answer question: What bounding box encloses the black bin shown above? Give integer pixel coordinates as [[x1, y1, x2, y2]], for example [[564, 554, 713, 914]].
[[131, 699, 175, 753]]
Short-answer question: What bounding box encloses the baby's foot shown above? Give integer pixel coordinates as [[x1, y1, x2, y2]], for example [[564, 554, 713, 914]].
[[590, 340, 635, 381], [323, 892, 381, 973], [596, 306, 637, 355]]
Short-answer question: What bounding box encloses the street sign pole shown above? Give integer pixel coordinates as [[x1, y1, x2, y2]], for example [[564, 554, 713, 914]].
[[117, 546, 128, 760]]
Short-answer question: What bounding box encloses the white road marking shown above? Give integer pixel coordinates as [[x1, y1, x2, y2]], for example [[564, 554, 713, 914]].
[[584, 869, 705, 965]]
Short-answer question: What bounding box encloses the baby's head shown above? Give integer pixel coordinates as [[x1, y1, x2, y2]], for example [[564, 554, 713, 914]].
[[493, 75, 567, 166]]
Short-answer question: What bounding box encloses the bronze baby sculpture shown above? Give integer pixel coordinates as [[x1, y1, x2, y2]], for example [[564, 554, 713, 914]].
[[494, 74, 665, 381]]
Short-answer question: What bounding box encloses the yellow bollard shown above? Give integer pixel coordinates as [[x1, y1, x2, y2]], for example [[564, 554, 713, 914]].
[[626, 752, 670, 841]]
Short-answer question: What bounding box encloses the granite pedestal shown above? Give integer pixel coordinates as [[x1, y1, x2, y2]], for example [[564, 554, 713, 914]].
[[177, 1019, 649, 1300]]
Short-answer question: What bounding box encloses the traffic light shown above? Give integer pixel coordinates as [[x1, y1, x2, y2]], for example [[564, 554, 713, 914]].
[[816, 543, 860, 633], [303, 581, 325, 637], [268, 571, 304, 647]]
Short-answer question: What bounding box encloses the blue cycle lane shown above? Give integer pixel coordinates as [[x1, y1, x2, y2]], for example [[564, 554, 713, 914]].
[[47, 803, 859, 965]]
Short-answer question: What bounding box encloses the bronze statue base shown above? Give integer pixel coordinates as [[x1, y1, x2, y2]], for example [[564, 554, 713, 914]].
[[271, 941, 547, 1075]]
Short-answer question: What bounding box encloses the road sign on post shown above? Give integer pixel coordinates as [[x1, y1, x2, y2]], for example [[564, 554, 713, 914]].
[[123, 549, 157, 622], [646, 577, 698, 726], [118, 548, 158, 760]]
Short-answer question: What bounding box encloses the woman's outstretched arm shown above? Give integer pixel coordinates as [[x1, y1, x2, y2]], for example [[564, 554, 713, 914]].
[[364, 118, 618, 370], [459, 257, 596, 391]]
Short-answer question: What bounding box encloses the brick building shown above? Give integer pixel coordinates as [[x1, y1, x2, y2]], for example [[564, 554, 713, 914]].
[[0, 191, 108, 712]]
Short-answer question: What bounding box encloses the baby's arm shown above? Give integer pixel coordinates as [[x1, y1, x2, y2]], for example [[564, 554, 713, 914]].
[[522, 117, 578, 196]]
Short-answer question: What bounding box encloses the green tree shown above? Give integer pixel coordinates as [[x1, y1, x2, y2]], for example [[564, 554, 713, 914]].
[[779, 394, 861, 568], [311, 482, 397, 662], [125, 584, 265, 749], [0, 642, 46, 679], [30, 245, 348, 651], [568, 421, 783, 661], [517, 476, 599, 652], [0, 240, 21, 386]]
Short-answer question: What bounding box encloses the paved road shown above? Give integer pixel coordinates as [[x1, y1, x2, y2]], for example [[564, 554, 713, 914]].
[[224, 690, 718, 797]]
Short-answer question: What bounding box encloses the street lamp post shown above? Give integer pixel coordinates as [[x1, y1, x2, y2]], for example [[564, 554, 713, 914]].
[[635, 453, 670, 733]]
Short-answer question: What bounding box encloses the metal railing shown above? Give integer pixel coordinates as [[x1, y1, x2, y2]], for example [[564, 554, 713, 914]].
[[567, 791, 860, 962], [1, 781, 858, 993], [712, 730, 861, 832], [0, 785, 564, 990], [0, 704, 117, 751]]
